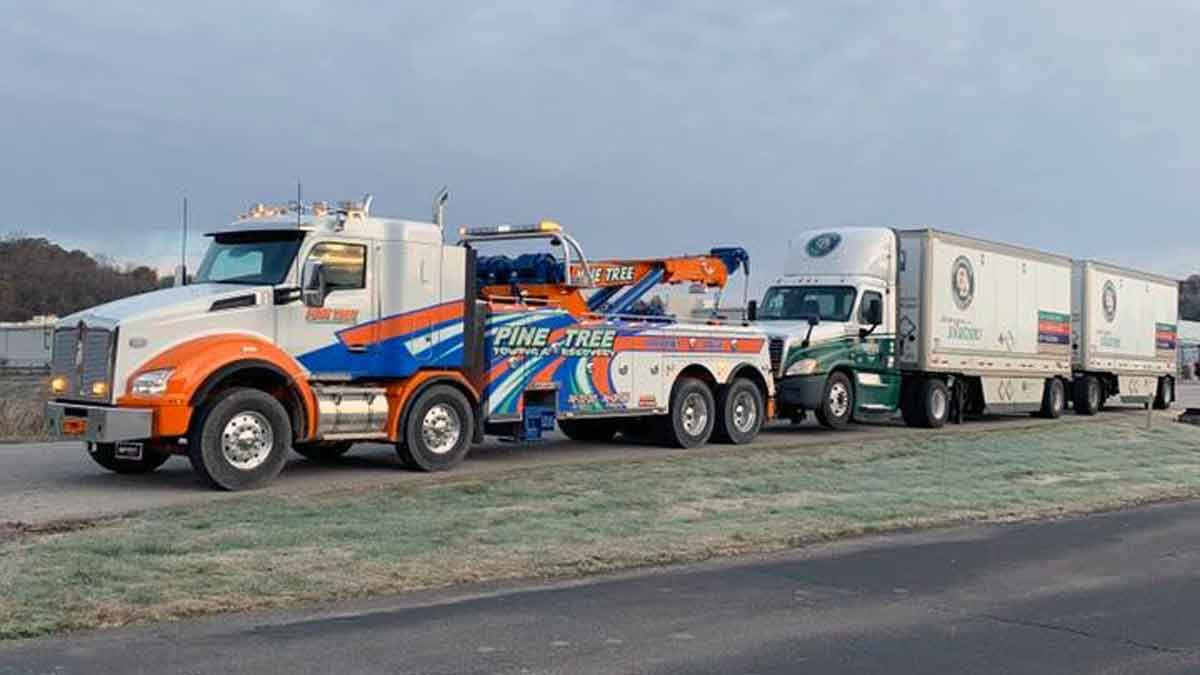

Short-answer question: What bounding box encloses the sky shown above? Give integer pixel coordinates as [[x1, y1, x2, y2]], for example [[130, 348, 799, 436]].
[[2, 1, 1198, 291]]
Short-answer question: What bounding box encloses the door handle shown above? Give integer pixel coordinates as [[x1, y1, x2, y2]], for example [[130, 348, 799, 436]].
[[346, 343, 369, 353]]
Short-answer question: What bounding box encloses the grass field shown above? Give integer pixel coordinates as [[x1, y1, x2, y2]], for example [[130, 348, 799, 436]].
[[2, 414, 1199, 640], [0, 375, 47, 441]]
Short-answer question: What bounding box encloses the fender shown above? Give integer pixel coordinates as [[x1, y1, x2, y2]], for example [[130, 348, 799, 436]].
[[120, 334, 318, 440]]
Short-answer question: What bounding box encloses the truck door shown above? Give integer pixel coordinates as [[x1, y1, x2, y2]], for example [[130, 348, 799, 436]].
[[853, 287, 901, 412], [282, 239, 379, 379]]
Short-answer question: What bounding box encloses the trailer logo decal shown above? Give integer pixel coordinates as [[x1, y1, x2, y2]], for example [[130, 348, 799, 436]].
[[806, 233, 842, 258], [1102, 281, 1118, 323], [951, 256, 975, 310]]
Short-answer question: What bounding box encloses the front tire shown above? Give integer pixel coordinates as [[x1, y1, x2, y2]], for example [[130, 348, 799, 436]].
[[1073, 375, 1101, 416], [396, 385, 474, 471], [660, 377, 716, 448], [713, 378, 764, 444], [188, 387, 292, 491], [87, 442, 171, 474], [814, 372, 853, 430]]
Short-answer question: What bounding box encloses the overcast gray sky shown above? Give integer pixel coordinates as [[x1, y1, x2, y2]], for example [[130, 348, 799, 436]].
[[2, 1, 1198, 286]]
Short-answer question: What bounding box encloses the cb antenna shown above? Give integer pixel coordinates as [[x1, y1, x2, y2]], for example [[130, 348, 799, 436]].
[[433, 186, 449, 229]]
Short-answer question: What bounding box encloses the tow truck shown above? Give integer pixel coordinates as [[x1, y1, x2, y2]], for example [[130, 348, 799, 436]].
[[45, 195, 773, 490]]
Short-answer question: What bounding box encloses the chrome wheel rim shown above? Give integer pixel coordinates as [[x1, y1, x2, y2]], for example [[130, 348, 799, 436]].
[[422, 403, 461, 455], [930, 387, 948, 421], [221, 411, 274, 470], [681, 392, 710, 437], [1052, 383, 1063, 412], [828, 382, 850, 419], [730, 390, 758, 433]]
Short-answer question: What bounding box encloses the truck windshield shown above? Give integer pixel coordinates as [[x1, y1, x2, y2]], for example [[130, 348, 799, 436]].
[[195, 231, 304, 285], [758, 285, 857, 322]]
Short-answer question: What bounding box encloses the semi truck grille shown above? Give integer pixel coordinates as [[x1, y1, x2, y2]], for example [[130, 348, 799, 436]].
[[769, 337, 786, 376], [51, 323, 115, 401]]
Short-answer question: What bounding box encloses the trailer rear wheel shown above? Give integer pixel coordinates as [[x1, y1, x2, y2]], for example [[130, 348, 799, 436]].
[[188, 387, 292, 491], [293, 441, 353, 463], [87, 442, 171, 474], [396, 385, 474, 471], [713, 378, 764, 444], [1038, 378, 1065, 419], [558, 419, 618, 442], [814, 372, 854, 430], [1153, 377, 1173, 410], [1073, 376, 1101, 416], [661, 377, 715, 448], [905, 377, 949, 429]]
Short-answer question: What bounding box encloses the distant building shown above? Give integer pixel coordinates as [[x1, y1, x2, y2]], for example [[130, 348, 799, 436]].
[[0, 316, 55, 370]]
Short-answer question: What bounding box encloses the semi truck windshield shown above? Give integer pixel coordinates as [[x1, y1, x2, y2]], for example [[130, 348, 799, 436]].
[[758, 285, 857, 322], [195, 232, 304, 285]]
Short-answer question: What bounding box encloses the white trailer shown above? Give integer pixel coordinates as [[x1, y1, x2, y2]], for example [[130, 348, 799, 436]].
[[895, 230, 1074, 423], [1070, 261, 1178, 413]]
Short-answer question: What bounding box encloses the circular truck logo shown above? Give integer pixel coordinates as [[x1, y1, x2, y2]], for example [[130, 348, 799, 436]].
[[805, 233, 842, 258], [1102, 280, 1117, 323], [951, 256, 975, 310]]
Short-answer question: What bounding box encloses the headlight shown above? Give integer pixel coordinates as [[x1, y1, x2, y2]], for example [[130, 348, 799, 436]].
[[50, 376, 67, 394], [131, 369, 174, 396], [785, 359, 819, 376]]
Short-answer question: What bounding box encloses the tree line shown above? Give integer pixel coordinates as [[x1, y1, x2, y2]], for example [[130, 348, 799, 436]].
[[0, 235, 163, 322], [0, 233, 1198, 323]]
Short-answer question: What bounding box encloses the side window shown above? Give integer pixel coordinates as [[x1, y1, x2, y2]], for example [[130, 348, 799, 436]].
[[859, 290, 882, 324], [307, 242, 366, 291]]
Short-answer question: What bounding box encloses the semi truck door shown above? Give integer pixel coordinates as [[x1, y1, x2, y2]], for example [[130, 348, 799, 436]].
[[853, 287, 901, 412], [283, 239, 379, 379]]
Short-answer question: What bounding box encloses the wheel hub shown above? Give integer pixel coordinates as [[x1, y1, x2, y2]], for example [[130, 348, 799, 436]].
[[829, 383, 850, 418], [681, 393, 709, 437], [422, 403, 461, 455], [731, 391, 758, 432], [221, 411, 274, 470]]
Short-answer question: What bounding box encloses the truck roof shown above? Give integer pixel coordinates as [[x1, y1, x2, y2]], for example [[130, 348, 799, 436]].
[[897, 227, 1073, 267], [209, 214, 443, 245], [1073, 258, 1178, 287]]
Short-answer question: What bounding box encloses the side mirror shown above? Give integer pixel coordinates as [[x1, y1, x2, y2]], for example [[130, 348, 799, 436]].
[[863, 297, 883, 326], [803, 299, 821, 327], [746, 299, 758, 321], [301, 260, 328, 308]]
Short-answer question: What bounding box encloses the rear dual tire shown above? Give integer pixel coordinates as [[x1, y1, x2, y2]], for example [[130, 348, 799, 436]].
[[659, 377, 716, 448], [1073, 375, 1102, 416], [901, 377, 949, 429], [713, 378, 765, 445], [395, 385, 474, 471], [1153, 377, 1173, 411], [1037, 378, 1065, 419]]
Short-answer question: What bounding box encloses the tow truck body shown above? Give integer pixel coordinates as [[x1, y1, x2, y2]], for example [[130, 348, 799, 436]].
[[45, 196, 772, 489]]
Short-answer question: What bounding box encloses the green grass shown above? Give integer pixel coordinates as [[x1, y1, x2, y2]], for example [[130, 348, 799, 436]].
[[3, 416, 1200, 639]]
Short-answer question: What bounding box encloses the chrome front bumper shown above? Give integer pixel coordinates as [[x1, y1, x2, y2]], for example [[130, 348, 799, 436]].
[[45, 401, 153, 443]]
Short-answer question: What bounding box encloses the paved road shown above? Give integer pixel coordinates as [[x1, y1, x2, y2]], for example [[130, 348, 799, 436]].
[[1, 408, 1165, 525], [6, 500, 1200, 673]]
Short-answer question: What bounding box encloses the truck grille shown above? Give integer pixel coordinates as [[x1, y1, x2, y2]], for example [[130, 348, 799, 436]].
[[50, 323, 115, 401], [769, 337, 786, 376]]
